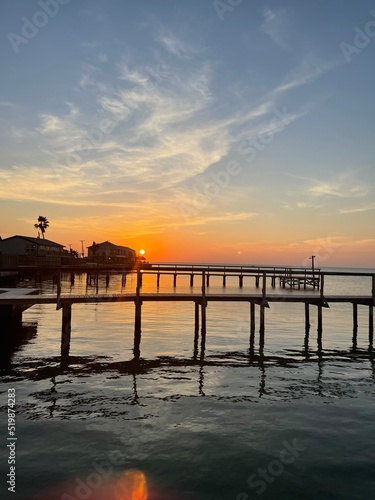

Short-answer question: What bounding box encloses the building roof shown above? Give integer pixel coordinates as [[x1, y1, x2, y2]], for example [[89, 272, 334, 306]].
[[0, 235, 65, 248], [87, 241, 135, 252]]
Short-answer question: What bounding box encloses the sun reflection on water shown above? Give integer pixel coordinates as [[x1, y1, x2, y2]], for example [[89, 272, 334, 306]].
[[114, 470, 148, 500]]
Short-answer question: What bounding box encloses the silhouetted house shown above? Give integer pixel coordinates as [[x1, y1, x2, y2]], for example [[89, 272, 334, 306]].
[[87, 241, 136, 265], [0, 235, 65, 267]]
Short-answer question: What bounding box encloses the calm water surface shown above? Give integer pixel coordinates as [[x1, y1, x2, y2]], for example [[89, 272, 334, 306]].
[[0, 268, 374, 499]]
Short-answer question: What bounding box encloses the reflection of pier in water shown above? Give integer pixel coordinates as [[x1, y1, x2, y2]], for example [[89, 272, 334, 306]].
[[4, 348, 375, 420], [0, 266, 374, 367]]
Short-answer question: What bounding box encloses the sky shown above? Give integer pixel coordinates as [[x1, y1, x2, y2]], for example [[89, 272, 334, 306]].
[[0, 0, 374, 266]]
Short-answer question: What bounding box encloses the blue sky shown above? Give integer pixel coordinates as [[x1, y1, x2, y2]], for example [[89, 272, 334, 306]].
[[0, 0, 374, 265]]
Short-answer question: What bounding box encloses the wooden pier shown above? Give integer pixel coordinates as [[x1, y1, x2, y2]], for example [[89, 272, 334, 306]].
[[0, 266, 374, 365]]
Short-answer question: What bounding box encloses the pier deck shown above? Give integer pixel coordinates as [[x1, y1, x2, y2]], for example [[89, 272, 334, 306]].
[[0, 292, 373, 305]]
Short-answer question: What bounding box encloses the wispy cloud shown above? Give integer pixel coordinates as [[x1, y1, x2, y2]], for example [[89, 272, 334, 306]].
[[272, 56, 337, 96], [0, 101, 17, 108], [156, 34, 199, 59], [0, 32, 335, 235], [339, 205, 375, 214], [260, 8, 290, 49], [310, 181, 368, 198]]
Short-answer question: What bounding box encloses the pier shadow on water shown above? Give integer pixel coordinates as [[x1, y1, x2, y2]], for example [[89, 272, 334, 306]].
[[0, 321, 38, 370]]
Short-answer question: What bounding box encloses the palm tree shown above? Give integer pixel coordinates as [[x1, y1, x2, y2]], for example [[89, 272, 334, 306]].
[[34, 216, 49, 239]]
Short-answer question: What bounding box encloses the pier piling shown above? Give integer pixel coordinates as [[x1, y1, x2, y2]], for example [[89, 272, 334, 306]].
[[201, 271, 207, 353], [134, 270, 142, 358], [250, 302, 255, 353], [259, 305, 265, 354], [369, 305, 374, 345], [194, 302, 199, 358], [61, 304, 72, 363], [305, 303, 310, 332]]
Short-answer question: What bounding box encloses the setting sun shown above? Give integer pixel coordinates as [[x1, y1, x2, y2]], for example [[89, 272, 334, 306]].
[[139, 249, 145, 255]]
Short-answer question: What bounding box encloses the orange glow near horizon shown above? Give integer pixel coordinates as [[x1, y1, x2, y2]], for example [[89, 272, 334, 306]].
[[114, 470, 148, 500]]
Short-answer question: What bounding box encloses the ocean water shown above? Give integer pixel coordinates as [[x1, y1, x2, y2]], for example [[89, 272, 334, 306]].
[[0, 267, 374, 499]]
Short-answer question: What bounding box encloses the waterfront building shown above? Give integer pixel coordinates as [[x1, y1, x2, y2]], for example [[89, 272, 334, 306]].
[[0, 235, 65, 267], [87, 241, 136, 264]]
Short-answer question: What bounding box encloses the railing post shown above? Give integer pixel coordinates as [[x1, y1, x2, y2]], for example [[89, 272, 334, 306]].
[[262, 272, 267, 304]]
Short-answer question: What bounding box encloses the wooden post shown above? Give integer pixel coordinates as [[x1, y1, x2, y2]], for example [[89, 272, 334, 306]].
[[190, 274, 194, 287], [206, 273, 210, 288], [255, 276, 260, 288], [194, 302, 199, 358], [239, 275, 243, 288], [305, 303, 310, 332], [56, 272, 62, 310], [122, 273, 126, 287], [223, 274, 226, 287], [96, 273, 99, 294], [61, 304, 71, 364], [134, 270, 142, 358], [353, 303, 358, 335], [70, 272, 75, 286], [262, 272, 267, 304], [201, 271, 207, 352], [320, 273, 325, 301], [304, 326, 309, 356], [317, 305, 323, 347], [106, 273, 110, 288], [250, 302, 255, 353], [259, 304, 265, 354], [370, 305, 374, 345], [173, 273, 177, 288], [157, 273, 160, 287]]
